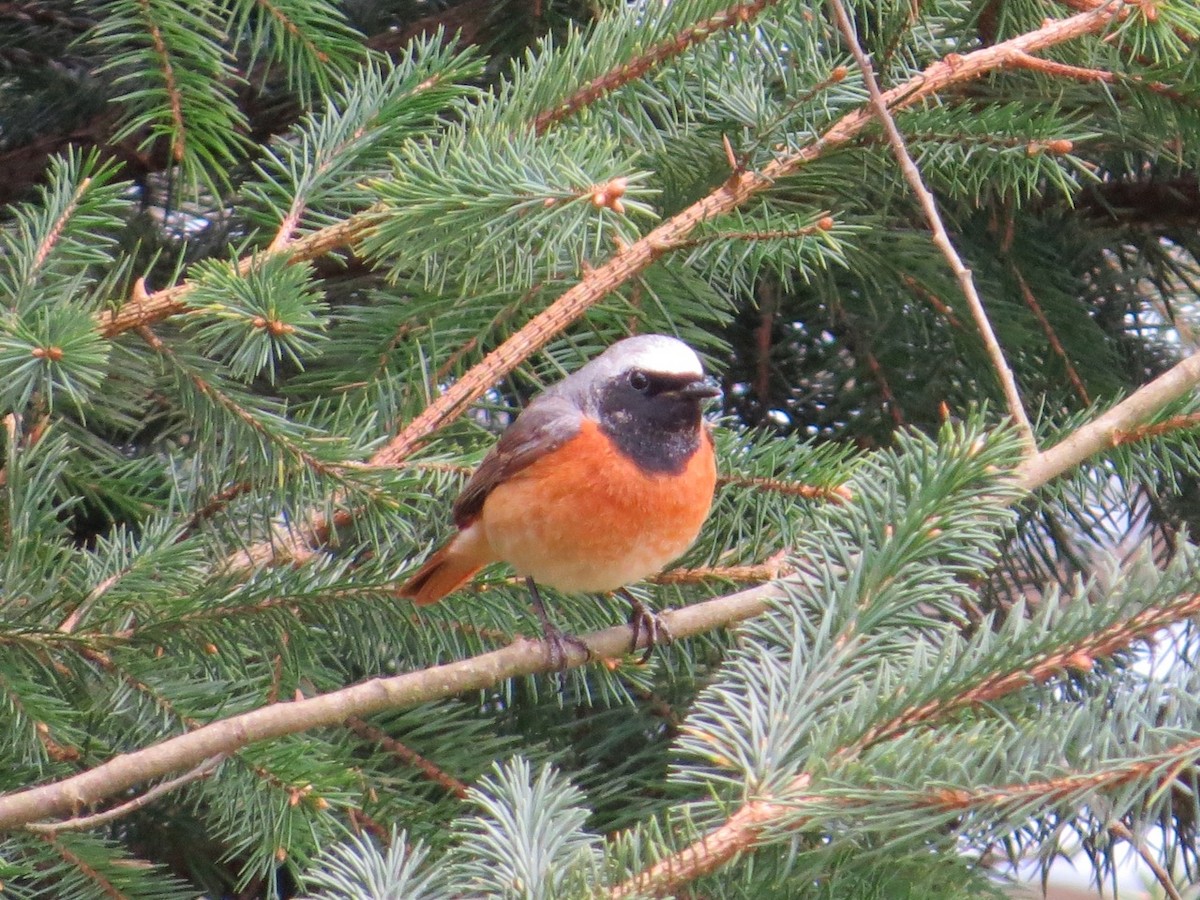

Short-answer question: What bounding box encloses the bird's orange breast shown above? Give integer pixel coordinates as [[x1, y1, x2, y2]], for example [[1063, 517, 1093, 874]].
[[479, 419, 716, 593]]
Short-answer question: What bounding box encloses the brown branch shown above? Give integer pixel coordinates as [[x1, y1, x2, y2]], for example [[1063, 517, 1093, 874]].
[[855, 591, 1200, 752], [901, 274, 967, 330], [179, 480, 253, 538], [32, 175, 91, 273], [138, 0, 186, 163], [532, 0, 781, 134], [1011, 264, 1091, 405], [903, 737, 1200, 821], [651, 554, 794, 585], [40, 832, 126, 899], [828, 0, 1035, 450], [717, 474, 853, 502], [1006, 48, 1190, 105], [345, 716, 469, 798], [97, 213, 375, 338], [1111, 411, 1200, 446], [136, 325, 364, 488], [753, 279, 776, 425], [1109, 820, 1184, 900], [254, 0, 329, 65], [863, 346, 906, 427]]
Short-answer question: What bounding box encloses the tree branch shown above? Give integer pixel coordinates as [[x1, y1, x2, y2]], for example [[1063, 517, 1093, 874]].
[[1014, 350, 1200, 491], [24, 755, 225, 835], [532, 0, 783, 134], [1108, 820, 1184, 900], [1011, 263, 1091, 405], [0, 584, 781, 830], [828, 0, 1036, 450]]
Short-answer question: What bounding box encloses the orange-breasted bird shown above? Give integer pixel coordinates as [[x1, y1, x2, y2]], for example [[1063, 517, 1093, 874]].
[[397, 334, 721, 664]]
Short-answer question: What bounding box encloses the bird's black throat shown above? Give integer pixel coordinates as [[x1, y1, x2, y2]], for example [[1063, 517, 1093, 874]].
[[597, 373, 705, 474]]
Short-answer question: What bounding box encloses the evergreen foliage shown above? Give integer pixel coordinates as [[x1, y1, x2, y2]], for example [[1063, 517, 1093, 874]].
[[0, 0, 1198, 897]]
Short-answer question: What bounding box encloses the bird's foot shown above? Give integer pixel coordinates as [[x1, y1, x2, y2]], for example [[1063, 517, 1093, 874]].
[[623, 591, 674, 664], [526, 576, 590, 670], [540, 622, 592, 671]]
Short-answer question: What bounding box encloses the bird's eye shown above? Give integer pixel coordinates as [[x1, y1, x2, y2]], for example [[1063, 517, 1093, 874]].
[[628, 370, 650, 392]]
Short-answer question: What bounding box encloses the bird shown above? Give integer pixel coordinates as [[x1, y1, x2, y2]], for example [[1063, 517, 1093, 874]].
[[397, 334, 721, 665]]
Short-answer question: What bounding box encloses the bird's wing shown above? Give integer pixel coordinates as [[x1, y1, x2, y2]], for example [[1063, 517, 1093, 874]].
[[451, 395, 582, 527]]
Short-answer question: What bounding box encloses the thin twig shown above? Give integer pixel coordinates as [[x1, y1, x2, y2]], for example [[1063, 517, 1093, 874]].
[[1011, 264, 1091, 405], [827, 0, 1037, 451], [345, 716, 469, 798], [532, 0, 781, 134], [24, 755, 225, 834], [1108, 820, 1184, 900], [717, 474, 853, 502], [651, 554, 795, 585], [1111, 411, 1200, 446]]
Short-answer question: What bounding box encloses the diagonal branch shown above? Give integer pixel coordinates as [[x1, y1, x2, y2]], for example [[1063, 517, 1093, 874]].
[[1108, 820, 1184, 900], [1011, 263, 1091, 405], [532, 0, 782, 134], [1015, 350, 1200, 491], [827, 0, 1036, 450], [137, 0, 186, 163]]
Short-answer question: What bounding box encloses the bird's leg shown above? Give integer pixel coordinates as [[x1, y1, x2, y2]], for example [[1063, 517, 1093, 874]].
[[620, 589, 674, 664], [526, 577, 590, 670]]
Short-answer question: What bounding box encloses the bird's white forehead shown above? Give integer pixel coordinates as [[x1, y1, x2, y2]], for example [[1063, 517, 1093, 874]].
[[606, 335, 704, 377]]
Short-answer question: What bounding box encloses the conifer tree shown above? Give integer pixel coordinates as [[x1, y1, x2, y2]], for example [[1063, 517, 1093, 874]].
[[1, 1, 1199, 897]]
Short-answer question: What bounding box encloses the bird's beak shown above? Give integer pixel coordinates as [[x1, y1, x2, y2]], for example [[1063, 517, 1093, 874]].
[[673, 376, 723, 401]]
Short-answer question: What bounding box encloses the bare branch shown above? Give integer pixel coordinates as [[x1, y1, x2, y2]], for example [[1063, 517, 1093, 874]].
[[827, 0, 1036, 450], [1109, 821, 1184, 900], [1015, 351, 1200, 491]]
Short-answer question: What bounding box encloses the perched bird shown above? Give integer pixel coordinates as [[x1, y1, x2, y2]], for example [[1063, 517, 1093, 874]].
[[398, 334, 721, 664]]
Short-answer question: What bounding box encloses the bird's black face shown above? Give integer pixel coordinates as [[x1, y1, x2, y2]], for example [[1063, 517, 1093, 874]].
[[597, 367, 720, 473]]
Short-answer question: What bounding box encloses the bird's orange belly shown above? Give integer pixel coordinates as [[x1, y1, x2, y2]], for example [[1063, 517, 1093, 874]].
[[480, 420, 715, 593]]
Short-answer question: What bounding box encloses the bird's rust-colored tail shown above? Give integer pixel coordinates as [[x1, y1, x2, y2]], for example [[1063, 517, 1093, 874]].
[[397, 526, 492, 605]]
